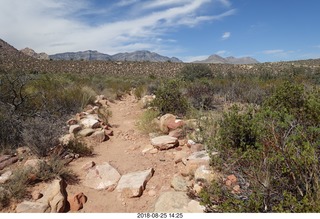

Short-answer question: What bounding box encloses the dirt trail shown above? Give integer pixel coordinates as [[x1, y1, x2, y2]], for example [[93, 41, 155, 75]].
[[66, 94, 185, 213]]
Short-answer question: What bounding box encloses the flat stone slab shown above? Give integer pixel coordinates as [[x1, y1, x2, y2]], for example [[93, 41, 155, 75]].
[[154, 192, 205, 213], [116, 168, 154, 197], [151, 135, 179, 150], [83, 162, 121, 190]]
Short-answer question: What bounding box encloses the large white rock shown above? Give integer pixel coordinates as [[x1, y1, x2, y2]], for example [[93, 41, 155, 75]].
[[38, 178, 68, 213], [80, 118, 100, 129], [16, 201, 49, 213], [83, 162, 121, 190], [151, 135, 179, 150], [154, 192, 205, 213], [116, 168, 154, 197], [159, 114, 176, 133]]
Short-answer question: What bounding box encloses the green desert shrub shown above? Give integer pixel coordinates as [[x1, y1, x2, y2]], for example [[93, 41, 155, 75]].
[[200, 81, 320, 212], [179, 64, 213, 81], [152, 79, 190, 116]]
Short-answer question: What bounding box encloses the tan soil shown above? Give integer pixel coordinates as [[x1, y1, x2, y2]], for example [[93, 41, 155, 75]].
[[66, 94, 187, 213]]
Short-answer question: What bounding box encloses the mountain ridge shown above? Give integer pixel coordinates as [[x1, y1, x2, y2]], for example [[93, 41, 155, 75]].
[[48, 50, 182, 62], [193, 54, 259, 64]]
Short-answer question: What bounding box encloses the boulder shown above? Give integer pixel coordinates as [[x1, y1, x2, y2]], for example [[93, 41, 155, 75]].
[[67, 192, 87, 212], [38, 178, 68, 213], [78, 128, 95, 137], [116, 168, 154, 197], [154, 192, 190, 213], [171, 175, 189, 192], [16, 201, 49, 213], [90, 130, 108, 143], [167, 119, 185, 131], [69, 124, 82, 134], [159, 114, 176, 133], [83, 162, 121, 190], [80, 118, 100, 129], [168, 129, 184, 139], [0, 170, 12, 184], [151, 136, 179, 150]]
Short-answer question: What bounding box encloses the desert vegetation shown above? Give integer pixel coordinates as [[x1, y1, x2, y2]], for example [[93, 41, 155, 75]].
[[1, 57, 320, 212]]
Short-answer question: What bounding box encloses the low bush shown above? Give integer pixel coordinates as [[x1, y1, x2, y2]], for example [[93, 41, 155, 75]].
[[22, 116, 66, 157], [179, 64, 213, 81], [201, 81, 320, 212], [66, 138, 93, 157], [152, 79, 190, 116]]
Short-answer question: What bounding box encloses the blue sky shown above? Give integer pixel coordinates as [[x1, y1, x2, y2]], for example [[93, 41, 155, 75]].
[[0, 0, 319, 63]]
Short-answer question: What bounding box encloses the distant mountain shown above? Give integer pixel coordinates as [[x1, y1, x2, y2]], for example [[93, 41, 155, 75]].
[[20, 47, 49, 60], [49, 50, 112, 61], [194, 54, 259, 64], [49, 50, 182, 62], [111, 50, 182, 62]]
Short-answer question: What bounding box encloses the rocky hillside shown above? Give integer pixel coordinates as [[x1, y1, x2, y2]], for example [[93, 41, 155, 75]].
[[20, 48, 49, 60], [49, 50, 182, 63], [1, 39, 320, 78], [194, 54, 259, 64]]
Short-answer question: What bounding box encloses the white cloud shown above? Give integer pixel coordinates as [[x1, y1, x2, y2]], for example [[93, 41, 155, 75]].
[[0, 0, 235, 55], [216, 50, 228, 56], [217, 0, 232, 7], [262, 49, 295, 58], [116, 0, 141, 7], [262, 49, 284, 54], [222, 32, 231, 40], [182, 55, 210, 62]]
